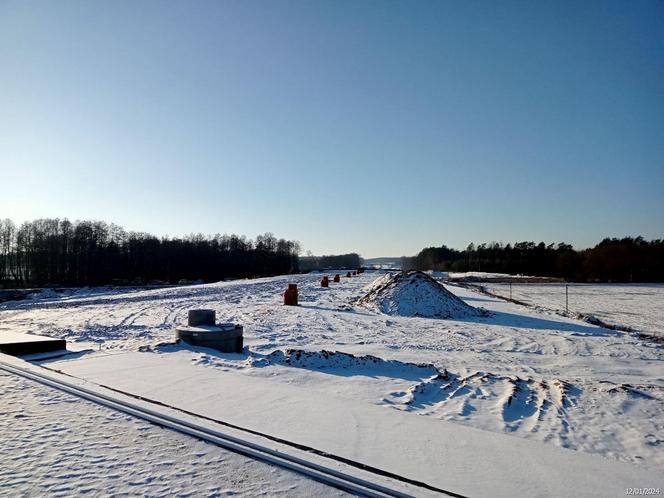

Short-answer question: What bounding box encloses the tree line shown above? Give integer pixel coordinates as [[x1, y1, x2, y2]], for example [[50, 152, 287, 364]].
[[299, 253, 362, 272], [401, 237, 664, 282], [0, 218, 301, 288]]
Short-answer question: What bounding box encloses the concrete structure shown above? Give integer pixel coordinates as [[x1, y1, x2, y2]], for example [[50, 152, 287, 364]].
[[176, 309, 243, 353], [188, 309, 215, 326], [0, 331, 66, 356]]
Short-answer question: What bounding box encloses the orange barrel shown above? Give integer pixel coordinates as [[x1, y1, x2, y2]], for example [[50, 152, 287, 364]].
[[284, 283, 298, 305]]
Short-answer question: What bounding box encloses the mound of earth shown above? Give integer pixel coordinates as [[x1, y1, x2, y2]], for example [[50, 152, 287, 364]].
[[356, 270, 484, 319]]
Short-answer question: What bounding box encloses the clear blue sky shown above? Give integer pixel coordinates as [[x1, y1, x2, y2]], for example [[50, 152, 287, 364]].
[[1, 0, 662, 258]]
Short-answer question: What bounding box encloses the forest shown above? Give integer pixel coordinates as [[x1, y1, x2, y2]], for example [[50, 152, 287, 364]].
[[0, 218, 301, 288], [2, 217, 661, 287], [299, 253, 362, 272], [401, 237, 664, 282]]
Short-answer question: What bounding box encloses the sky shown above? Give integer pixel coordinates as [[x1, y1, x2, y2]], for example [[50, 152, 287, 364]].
[[1, 0, 662, 258]]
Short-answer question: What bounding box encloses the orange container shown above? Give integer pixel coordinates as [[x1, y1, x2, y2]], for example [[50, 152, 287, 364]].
[[284, 283, 298, 305]]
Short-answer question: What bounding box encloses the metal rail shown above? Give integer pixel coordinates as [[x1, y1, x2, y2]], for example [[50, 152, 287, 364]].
[[0, 359, 466, 498]]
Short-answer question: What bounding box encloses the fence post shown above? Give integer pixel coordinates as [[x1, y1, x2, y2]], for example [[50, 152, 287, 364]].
[[565, 284, 569, 313], [509, 282, 512, 300]]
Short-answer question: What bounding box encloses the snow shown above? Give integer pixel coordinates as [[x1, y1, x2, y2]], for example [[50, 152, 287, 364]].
[[32, 347, 661, 498], [1, 271, 663, 495], [0, 330, 62, 343], [0, 370, 348, 497], [448, 271, 514, 279], [480, 282, 664, 337], [356, 271, 483, 318]]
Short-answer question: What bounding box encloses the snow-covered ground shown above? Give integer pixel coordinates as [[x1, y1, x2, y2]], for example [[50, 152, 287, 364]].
[[0, 370, 347, 497], [448, 271, 513, 279], [1, 272, 662, 495], [480, 282, 664, 337]]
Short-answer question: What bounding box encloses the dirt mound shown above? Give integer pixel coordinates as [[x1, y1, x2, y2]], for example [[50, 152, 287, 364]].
[[267, 349, 440, 377], [356, 270, 484, 319]]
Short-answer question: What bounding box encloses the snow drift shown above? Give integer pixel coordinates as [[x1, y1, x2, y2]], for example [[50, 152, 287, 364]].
[[357, 271, 483, 319]]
